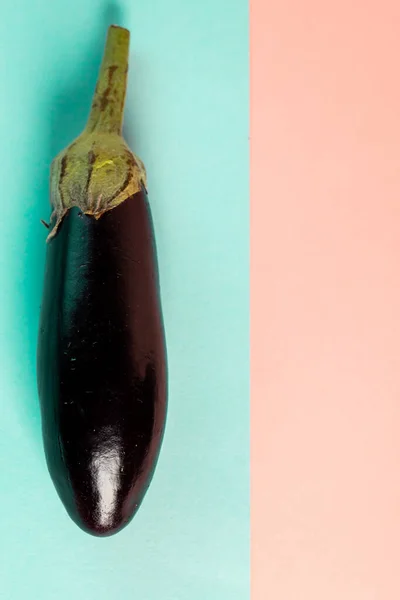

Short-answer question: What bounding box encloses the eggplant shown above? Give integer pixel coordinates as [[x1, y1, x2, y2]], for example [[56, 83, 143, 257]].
[[37, 25, 167, 536]]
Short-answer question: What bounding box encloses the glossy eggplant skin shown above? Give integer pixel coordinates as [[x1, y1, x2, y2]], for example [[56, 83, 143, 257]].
[[37, 189, 167, 536]]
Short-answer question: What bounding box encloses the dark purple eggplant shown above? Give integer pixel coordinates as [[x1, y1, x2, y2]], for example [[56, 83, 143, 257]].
[[37, 25, 167, 536]]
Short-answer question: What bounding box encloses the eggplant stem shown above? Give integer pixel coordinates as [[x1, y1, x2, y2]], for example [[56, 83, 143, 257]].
[[85, 25, 130, 135], [48, 25, 146, 241]]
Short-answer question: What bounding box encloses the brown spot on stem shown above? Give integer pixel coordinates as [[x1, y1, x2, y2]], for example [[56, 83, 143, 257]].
[[108, 65, 118, 83], [98, 66, 119, 112], [60, 155, 68, 181], [85, 149, 97, 195], [108, 168, 133, 206]]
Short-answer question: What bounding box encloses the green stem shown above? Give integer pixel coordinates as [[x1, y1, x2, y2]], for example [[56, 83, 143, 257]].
[[85, 25, 130, 135], [48, 25, 146, 241]]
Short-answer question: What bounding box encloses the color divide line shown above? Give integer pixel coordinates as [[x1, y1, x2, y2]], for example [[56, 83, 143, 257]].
[[251, 1, 400, 599], [250, 0, 268, 597]]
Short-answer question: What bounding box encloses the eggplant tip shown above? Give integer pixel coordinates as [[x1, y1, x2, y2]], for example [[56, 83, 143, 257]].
[[77, 516, 132, 538], [68, 499, 140, 538]]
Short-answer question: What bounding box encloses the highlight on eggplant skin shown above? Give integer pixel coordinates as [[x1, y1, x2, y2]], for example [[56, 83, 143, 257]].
[[36, 26, 167, 536]]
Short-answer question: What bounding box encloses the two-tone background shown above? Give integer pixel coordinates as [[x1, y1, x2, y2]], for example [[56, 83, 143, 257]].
[[0, 0, 399, 598]]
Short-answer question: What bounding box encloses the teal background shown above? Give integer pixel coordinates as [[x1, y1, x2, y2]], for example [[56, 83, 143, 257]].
[[0, 1, 248, 598]]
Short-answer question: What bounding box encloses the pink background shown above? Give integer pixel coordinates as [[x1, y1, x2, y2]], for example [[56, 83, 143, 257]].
[[252, 1, 400, 598]]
